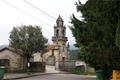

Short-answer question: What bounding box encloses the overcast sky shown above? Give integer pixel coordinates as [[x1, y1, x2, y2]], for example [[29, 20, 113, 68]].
[[0, 0, 87, 46]]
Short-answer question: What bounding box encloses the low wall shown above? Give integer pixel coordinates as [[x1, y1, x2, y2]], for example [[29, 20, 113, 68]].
[[86, 65, 95, 73], [58, 61, 76, 72], [30, 62, 45, 72]]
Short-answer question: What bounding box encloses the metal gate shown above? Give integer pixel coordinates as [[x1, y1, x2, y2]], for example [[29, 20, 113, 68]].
[[46, 56, 55, 66]]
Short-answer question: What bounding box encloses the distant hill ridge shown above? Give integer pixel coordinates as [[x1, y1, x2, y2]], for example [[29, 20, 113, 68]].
[[0, 45, 8, 49], [70, 45, 78, 50]]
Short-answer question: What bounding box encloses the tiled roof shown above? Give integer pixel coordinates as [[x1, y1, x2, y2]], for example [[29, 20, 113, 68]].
[[47, 44, 59, 50], [0, 47, 23, 56]]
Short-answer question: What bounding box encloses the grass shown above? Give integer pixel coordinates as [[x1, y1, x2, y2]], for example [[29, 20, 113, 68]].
[[72, 69, 96, 75]]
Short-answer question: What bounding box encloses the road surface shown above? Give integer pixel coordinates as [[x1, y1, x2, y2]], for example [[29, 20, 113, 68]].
[[17, 74, 96, 80]]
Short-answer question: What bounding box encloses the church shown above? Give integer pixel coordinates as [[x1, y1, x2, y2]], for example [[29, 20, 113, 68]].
[[33, 15, 70, 66], [0, 15, 70, 72]]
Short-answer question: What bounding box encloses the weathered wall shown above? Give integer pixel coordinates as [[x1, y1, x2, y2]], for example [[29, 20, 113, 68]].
[[33, 52, 42, 62], [43, 49, 60, 65], [0, 50, 24, 72], [58, 61, 76, 72], [86, 65, 95, 73], [30, 62, 45, 72], [43, 49, 59, 61], [33, 45, 70, 66]]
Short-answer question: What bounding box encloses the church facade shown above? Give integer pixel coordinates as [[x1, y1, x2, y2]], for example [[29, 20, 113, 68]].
[[33, 15, 70, 66], [44, 15, 70, 65]]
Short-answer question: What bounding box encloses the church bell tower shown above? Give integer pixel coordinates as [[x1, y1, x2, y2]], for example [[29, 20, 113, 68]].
[[52, 15, 68, 45], [52, 15, 69, 61]]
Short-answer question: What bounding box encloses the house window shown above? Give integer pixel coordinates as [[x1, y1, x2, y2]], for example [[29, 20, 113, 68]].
[[0, 59, 9, 67]]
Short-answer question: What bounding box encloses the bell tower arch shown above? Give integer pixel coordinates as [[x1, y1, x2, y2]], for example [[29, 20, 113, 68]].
[[52, 15, 68, 45]]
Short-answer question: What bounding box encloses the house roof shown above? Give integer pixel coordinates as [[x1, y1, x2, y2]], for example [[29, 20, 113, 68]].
[[0, 47, 23, 56]]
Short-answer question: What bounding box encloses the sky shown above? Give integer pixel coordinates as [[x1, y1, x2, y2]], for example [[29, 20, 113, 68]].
[[0, 0, 87, 47]]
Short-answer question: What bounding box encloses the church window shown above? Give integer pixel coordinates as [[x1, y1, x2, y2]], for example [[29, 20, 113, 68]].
[[61, 46, 64, 52], [62, 57, 65, 61], [56, 30, 59, 37], [62, 30, 65, 37]]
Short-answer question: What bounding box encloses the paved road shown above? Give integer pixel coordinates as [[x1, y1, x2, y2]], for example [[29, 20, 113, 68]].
[[45, 65, 60, 73], [17, 74, 96, 80]]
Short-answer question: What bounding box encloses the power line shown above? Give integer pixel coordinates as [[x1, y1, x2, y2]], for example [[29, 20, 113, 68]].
[[24, 0, 56, 20], [1, 0, 51, 26]]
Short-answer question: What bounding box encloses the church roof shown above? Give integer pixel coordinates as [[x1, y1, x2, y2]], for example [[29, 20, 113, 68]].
[[47, 44, 59, 50]]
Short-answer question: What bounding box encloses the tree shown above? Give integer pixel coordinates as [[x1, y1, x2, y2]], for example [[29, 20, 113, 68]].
[[9, 25, 48, 69], [116, 21, 120, 48], [70, 0, 120, 71]]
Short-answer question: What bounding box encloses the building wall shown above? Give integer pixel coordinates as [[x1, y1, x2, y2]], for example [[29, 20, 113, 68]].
[[0, 50, 24, 72], [58, 61, 76, 72], [33, 52, 42, 62], [42, 51, 52, 62], [54, 49, 60, 61], [43, 49, 59, 62]]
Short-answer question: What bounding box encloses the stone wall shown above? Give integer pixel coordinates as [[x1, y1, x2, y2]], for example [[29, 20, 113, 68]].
[[29, 62, 45, 72], [33, 52, 42, 62], [57, 61, 76, 72], [42, 49, 60, 65], [86, 65, 95, 73], [0, 49, 24, 72]]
